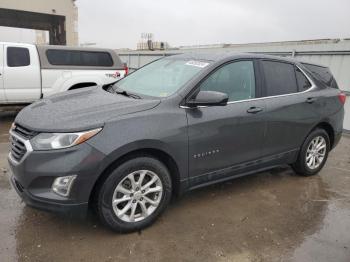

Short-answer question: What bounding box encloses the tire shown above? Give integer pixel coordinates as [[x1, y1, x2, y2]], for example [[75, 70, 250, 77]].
[[292, 128, 330, 176], [96, 156, 172, 233]]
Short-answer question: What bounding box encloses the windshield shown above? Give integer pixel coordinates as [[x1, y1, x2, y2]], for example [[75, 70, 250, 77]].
[[113, 58, 210, 97]]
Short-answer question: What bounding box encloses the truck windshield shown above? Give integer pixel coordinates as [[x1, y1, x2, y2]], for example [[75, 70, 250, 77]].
[[113, 58, 210, 97]]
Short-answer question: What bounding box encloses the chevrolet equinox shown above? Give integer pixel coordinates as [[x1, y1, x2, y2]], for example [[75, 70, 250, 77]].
[[8, 53, 346, 232]]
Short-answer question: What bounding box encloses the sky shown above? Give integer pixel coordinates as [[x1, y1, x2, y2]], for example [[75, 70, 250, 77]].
[[76, 0, 350, 49], [0, 0, 349, 49]]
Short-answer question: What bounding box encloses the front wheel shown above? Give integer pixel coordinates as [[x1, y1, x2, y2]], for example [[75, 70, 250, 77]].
[[292, 128, 330, 176], [96, 157, 172, 233]]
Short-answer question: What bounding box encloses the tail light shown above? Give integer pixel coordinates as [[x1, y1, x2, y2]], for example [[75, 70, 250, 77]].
[[338, 92, 346, 105], [124, 65, 129, 76]]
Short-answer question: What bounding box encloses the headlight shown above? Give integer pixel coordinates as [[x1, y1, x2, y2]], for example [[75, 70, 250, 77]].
[[31, 128, 102, 150]]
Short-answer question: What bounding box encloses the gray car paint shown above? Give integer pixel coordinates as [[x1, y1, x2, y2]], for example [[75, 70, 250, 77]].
[[187, 99, 266, 180], [8, 142, 105, 204], [15, 86, 160, 132], [9, 52, 344, 216]]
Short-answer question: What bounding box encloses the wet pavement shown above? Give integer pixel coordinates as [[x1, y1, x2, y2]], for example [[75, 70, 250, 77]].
[[0, 109, 350, 262]]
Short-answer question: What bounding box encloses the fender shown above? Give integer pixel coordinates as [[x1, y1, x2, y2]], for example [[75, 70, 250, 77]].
[[42, 72, 117, 98], [92, 139, 187, 181], [84, 138, 189, 200], [301, 118, 335, 148]]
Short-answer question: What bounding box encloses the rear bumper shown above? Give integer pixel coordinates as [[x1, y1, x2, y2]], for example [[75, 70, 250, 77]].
[[10, 175, 88, 218], [332, 131, 342, 150]]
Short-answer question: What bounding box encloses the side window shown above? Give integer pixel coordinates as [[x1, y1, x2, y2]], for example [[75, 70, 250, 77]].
[[261, 61, 298, 96], [46, 50, 114, 67], [7, 47, 30, 67], [295, 67, 312, 91], [199, 61, 256, 102], [80, 51, 113, 66]]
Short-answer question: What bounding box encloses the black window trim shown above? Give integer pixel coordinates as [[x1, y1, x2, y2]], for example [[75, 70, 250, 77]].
[[183, 58, 261, 107]]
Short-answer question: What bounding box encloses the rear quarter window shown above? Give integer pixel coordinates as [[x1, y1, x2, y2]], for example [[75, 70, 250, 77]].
[[46, 50, 114, 67], [295, 67, 312, 91], [302, 63, 338, 88]]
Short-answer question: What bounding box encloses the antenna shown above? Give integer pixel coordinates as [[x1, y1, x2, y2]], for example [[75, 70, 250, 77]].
[[141, 33, 154, 50]]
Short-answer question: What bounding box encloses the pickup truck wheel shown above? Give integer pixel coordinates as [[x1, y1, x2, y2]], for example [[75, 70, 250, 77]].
[[292, 128, 330, 176], [96, 157, 172, 233]]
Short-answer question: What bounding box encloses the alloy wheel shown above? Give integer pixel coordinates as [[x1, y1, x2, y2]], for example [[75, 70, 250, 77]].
[[306, 136, 327, 170], [112, 170, 163, 222]]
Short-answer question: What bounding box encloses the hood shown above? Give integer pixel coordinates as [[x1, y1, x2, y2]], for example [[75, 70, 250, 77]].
[[15, 86, 160, 132]]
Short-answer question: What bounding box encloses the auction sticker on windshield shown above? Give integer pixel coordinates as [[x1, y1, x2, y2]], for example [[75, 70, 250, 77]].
[[185, 60, 210, 68]]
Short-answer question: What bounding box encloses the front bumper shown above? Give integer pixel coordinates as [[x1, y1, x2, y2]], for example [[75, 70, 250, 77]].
[[8, 142, 106, 217], [10, 176, 88, 218]]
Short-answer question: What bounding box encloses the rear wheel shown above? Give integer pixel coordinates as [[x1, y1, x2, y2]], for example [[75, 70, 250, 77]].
[[96, 157, 172, 233], [292, 128, 330, 176]]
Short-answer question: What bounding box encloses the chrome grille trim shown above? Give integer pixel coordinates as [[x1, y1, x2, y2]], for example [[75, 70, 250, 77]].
[[13, 125, 38, 140], [8, 130, 33, 165]]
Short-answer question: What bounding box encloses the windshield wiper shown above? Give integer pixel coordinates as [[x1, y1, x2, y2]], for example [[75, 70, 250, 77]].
[[115, 89, 141, 99]]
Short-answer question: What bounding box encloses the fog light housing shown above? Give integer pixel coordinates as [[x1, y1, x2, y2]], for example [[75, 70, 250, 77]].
[[52, 175, 77, 197]]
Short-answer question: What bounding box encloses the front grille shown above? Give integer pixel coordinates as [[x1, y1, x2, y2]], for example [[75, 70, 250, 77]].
[[9, 124, 37, 163], [9, 135, 27, 162], [13, 124, 38, 140]]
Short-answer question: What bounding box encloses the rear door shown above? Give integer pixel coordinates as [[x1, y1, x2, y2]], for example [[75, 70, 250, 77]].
[[186, 60, 267, 186], [3, 44, 41, 103], [0, 43, 5, 103], [259, 60, 319, 159]]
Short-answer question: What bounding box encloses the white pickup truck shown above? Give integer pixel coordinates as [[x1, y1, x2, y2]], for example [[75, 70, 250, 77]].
[[0, 42, 128, 105]]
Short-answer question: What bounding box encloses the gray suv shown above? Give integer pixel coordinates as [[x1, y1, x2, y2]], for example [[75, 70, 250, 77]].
[[8, 53, 346, 232]]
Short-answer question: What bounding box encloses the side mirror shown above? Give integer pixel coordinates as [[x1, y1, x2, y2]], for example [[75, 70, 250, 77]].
[[187, 91, 228, 107]]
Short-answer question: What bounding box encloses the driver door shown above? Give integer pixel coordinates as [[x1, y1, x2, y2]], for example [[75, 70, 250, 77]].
[[186, 60, 266, 187]]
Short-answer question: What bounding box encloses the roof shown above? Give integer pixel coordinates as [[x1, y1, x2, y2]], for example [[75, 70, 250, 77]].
[[0, 42, 35, 47], [167, 51, 301, 64], [36, 44, 116, 53]]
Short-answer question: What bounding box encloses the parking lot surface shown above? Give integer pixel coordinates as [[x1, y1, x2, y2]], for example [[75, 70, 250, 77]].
[[1, 109, 350, 262]]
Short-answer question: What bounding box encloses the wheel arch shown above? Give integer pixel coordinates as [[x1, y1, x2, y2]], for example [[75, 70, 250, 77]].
[[68, 82, 97, 90], [57, 75, 105, 92], [89, 147, 183, 208], [308, 121, 335, 149]]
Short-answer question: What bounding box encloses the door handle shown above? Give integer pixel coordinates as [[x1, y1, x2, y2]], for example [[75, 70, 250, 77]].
[[247, 106, 263, 114], [306, 97, 317, 103]]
